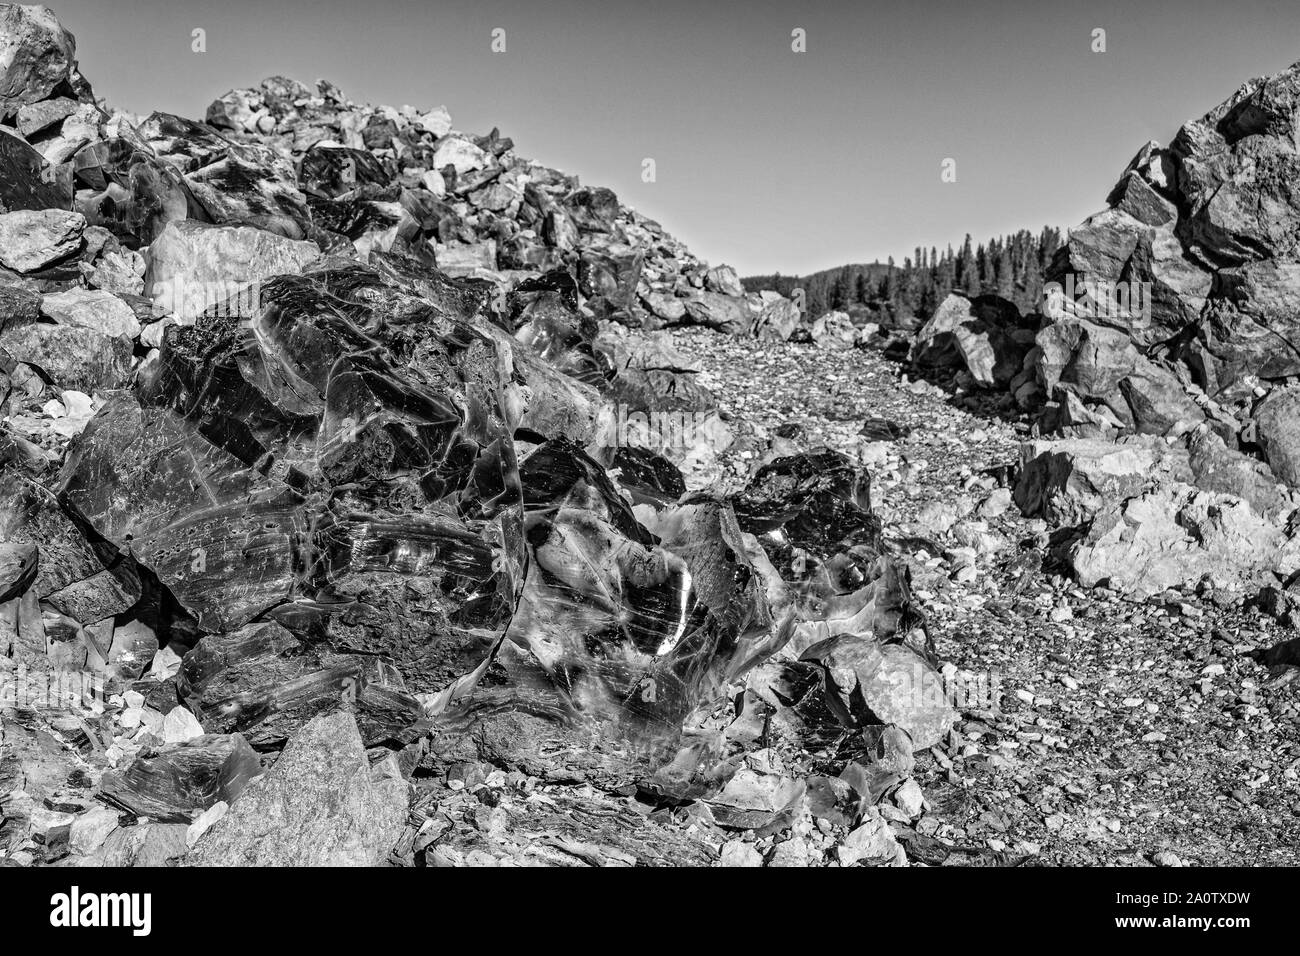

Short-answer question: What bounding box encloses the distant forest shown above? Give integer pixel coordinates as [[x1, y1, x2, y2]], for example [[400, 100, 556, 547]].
[[743, 227, 1064, 322]]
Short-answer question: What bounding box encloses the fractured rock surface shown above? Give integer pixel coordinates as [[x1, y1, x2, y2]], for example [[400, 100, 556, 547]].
[[0, 4, 943, 870], [189, 711, 407, 866]]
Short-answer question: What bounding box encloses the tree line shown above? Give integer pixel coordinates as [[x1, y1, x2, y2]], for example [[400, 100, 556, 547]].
[[743, 227, 1064, 321]]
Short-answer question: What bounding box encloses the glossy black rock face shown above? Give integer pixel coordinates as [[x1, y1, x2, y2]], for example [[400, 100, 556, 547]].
[[58, 260, 526, 733], [15, 88, 809, 773], [732, 451, 882, 563], [98, 732, 262, 821], [726, 449, 913, 655], [178, 620, 424, 749], [51, 254, 776, 762], [0, 128, 72, 214], [298, 144, 392, 200], [457, 438, 774, 769], [134, 112, 313, 240], [507, 271, 610, 390], [606, 445, 687, 506], [577, 249, 644, 323]]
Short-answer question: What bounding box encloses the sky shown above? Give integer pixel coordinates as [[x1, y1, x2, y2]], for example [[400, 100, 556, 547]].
[[46, 0, 1300, 276]]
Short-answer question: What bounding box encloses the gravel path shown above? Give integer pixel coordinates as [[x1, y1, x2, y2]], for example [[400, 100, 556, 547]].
[[670, 325, 1300, 867]]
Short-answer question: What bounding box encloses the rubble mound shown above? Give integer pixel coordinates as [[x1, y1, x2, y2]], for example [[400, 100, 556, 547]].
[[0, 4, 939, 868]]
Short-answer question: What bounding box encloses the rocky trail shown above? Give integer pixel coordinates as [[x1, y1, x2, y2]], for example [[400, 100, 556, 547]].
[[671, 324, 1300, 866]]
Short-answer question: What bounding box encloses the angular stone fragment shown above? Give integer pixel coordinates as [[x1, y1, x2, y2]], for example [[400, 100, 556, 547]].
[[0, 127, 71, 214], [0, 468, 105, 600], [811, 310, 858, 351], [485, 439, 774, 759], [732, 450, 882, 564], [435, 239, 496, 276], [704, 264, 744, 297], [1254, 384, 1300, 487], [801, 635, 956, 750], [42, 563, 140, 625], [129, 111, 311, 238], [15, 95, 78, 138], [580, 249, 644, 321], [1122, 228, 1212, 348], [912, 293, 1030, 387], [98, 733, 262, 822], [836, 807, 907, 866], [1048, 206, 1148, 284], [431, 137, 487, 175], [484, 320, 612, 445], [73, 139, 197, 246], [415, 105, 452, 137], [189, 710, 407, 866], [595, 329, 717, 417], [1070, 483, 1292, 598], [0, 285, 41, 333], [719, 839, 764, 867], [0, 208, 84, 272], [89, 822, 188, 867], [1015, 437, 1192, 527], [0, 4, 80, 119], [642, 290, 686, 323], [179, 621, 419, 748], [144, 220, 319, 321], [40, 288, 141, 339], [106, 618, 158, 682], [1107, 170, 1177, 228], [0, 540, 36, 603], [752, 293, 801, 342], [1186, 427, 1293, 519], [0, 322, 133, 390], [69, 805, 120, 856], [564, 186, 619, 232], [682, 291, 749, 334], [58, 393, 302, 632]]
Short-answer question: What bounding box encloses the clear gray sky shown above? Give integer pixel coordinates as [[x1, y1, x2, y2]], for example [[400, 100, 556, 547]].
[[48, 0, 1300, 276]]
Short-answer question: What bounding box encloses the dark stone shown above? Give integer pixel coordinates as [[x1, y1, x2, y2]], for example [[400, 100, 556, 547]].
[[60, 262, 526, 703], [859, 418, 912, 442], [0, 128, 72, 214], [98, 733, 262, 822], [299, 144, 391, 199], [435, 437, 776, 782], [732, 450, 882, 561]]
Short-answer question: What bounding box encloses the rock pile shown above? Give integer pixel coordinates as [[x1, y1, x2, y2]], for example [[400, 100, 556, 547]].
[[899, 59, 1300, 607], [1022, 62, 1300, 599], [1004, 62, 1300, 452], [1, 4, 948, 868]]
